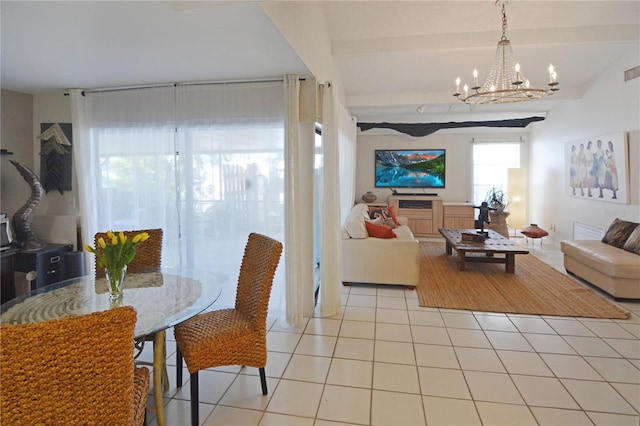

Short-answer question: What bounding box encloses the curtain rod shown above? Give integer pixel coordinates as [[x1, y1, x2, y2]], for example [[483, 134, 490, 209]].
[[65, 76, 306, 96]]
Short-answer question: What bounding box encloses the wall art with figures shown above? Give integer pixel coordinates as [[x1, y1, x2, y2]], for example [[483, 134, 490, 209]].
[[565, 132, 629, 204]]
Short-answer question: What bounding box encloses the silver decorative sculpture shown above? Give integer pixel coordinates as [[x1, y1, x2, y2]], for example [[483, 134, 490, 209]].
[[10, 160, 47, 251]]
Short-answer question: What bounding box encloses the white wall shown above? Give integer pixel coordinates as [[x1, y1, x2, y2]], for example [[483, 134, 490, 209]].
[[1, 90, 79, 253], [1, 90, 34, 217], [355, 131, 528, 206], [2, 91, 77, 218], [528, 48, 640, 242]]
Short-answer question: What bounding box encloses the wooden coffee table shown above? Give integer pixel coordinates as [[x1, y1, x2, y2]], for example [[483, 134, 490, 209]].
[[438, 228, 529, 273]]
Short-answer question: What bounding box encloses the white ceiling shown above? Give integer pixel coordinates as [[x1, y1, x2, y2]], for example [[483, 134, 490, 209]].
[[2, 1, 639, 124]]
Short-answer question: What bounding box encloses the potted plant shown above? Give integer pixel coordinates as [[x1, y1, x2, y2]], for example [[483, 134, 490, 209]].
[[485, 188, 510, 237], [485, 187, 508, 212]]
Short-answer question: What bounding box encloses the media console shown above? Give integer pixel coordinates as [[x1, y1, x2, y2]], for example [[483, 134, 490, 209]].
[[388, 196, 474, 237], [388, 196, 442, 236]]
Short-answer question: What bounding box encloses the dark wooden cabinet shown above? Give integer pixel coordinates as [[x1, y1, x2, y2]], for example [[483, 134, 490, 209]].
[[1, 249, 18, 304], [14, 244, 73, 290]]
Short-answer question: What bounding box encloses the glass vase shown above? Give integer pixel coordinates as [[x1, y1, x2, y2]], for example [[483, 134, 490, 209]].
[[105, 265, 127, 300]]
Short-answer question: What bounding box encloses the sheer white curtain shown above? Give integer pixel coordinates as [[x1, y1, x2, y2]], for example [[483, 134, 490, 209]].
[[284, 75, 304, 325], [69, 89, 93, 270], [70, 87, 177, 272], [70, 82, 287, 314], [319, 82, 356, 316], [338, 100, 357, 224]]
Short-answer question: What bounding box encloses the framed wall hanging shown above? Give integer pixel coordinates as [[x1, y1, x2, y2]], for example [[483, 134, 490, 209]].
[[565, 132, 629, 204], [39, 123, 73, 194]]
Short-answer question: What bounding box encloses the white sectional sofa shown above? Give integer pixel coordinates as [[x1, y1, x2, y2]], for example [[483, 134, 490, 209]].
[[341, 203, 420, 289], [561, 218, 640, 300]]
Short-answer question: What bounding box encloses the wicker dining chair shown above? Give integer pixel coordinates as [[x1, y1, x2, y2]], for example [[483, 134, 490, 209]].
[[94, 228, 163, 278], [174, 232, 283, 426], [0, 306, 149, 426]]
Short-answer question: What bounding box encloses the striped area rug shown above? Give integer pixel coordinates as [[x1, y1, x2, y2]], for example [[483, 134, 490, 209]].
[[418, 242, 630, 319]]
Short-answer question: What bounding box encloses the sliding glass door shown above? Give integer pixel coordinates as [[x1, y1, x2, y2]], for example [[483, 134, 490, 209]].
[[85, 82, 286, 312], [176, 126, 285, 274]]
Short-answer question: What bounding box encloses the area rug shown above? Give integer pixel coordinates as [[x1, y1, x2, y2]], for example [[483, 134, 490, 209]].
[[418, 242, 630, 319]]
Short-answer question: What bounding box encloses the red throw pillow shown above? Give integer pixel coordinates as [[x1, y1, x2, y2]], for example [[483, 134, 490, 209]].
[[365, 220, 397, 239]]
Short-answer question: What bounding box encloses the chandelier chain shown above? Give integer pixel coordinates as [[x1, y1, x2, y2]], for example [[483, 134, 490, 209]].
[[501, 3, 508, 41]]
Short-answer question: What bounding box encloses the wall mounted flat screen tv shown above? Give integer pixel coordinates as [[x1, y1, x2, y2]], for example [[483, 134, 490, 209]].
[[375, 149, 445, 189]]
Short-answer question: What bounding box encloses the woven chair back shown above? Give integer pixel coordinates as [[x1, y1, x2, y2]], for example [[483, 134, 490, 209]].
[[234, 233, 283, 327], [0, 307, 139, 425], [94, 228, 163, 277]]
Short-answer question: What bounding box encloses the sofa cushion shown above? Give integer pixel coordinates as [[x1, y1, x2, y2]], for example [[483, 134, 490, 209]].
[[601, 218, 639, 249], [344, 204, 369, 239], [341, 227, 350, 239], [623, 226, 640, 254], [365, 216, 383, 226], [387, 205, 401, 226], [365, 221, 397, 239], [368, 206, 400, 227], [367, 206, 386, 220], [382, 218, 397, 229], [342, 237, 420, 286], [561, 240, 640, 279], [393, 225, 414, 239], [344, 220, 367, 239]]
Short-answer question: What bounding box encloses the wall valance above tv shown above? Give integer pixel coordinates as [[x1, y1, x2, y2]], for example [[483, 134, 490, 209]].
[[375, 149, 445, 189], [359, 116, 545, 137]]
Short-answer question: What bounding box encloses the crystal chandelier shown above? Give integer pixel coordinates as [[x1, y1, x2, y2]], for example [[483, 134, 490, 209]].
[[453, 0, 559, 105]]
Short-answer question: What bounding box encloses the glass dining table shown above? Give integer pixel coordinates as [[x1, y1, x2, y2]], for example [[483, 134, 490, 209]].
[[0, 267, 223, 426]]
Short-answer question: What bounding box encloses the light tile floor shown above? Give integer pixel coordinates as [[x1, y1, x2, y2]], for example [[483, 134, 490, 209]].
[[145, 238, 640, 425]]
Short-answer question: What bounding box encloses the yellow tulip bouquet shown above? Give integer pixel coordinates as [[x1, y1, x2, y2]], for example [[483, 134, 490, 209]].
[[85, 230, 151, 270], [85, 230, 150, 298]]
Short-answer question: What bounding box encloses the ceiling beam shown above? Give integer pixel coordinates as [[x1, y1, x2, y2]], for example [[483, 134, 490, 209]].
[[347, 87, 584, 108], [333, 25, 639, 57]]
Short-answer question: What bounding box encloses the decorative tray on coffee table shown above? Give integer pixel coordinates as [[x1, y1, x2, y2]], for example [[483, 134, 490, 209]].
[[461, 232, 488, 243]]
